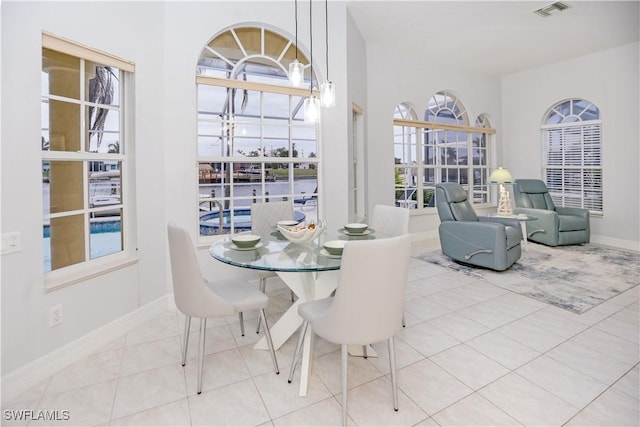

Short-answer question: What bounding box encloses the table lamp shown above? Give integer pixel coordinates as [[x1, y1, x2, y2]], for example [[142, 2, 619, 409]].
[[489, 167, 514, 216]]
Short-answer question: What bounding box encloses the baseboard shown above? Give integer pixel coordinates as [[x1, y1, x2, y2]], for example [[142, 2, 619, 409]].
[[1, 295, 172, 405], [591, 235, 640, 252]]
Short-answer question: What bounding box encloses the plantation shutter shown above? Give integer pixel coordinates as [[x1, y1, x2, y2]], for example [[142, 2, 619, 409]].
[[543, 122, 603, 214]]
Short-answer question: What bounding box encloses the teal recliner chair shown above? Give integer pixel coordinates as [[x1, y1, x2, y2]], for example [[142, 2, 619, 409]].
[[435, 183, 522, 271], [513, 179, 590, 246]]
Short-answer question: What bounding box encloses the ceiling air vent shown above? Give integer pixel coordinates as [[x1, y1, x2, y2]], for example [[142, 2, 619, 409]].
[[534, 2, 570, 17]]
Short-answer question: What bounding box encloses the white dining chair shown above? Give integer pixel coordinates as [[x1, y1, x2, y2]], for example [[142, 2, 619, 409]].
[[371, 204, 410, 329], [287, 234, 412, 426], [371, 204, 410, 237], [167, 223, 279, 394], [251, 200, 295, 333]]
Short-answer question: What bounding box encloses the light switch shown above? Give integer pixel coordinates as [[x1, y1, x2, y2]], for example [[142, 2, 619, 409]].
[[1, 232, 21, 255]]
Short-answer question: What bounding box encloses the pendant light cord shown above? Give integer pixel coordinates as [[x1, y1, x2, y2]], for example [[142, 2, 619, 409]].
[[294, 0, 298, 60], [309, 0, 313, 94], [324, 0, 329, 80]]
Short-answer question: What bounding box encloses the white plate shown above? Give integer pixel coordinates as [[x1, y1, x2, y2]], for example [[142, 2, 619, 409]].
[[277, 220, 299, 227], [340, 229, 371, 236], [225, 241, 264, 251], [319, 248, 342, 259]]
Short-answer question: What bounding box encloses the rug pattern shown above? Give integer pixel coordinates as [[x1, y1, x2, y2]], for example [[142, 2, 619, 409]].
[[413, 244, 640, 314]]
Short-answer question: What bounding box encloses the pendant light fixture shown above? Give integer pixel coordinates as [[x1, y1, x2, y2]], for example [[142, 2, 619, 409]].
[[320, 0, 335, 108], [304, 0, 320, 123], [289, 0, 304, 87]]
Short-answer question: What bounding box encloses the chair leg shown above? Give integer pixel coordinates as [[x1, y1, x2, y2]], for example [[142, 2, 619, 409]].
[[238, 312, 245, 337], [402, 312, 406, 328], [287, 321, 309, 383], [256, 277, 267, 334], [197, 318, 207, 394], [341, 344, 349, 427], [259, 309, 279, 375], [181, 315, 191, 366], [362, 345, 368, 359], [388, 336, 399, 411]]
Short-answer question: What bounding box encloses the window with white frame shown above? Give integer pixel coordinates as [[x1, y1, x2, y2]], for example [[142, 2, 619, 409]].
[[542, 99, 602, 214], [392, 92, 494, 210], [196, 26, 320, 238], [41, 32, 134, 274]]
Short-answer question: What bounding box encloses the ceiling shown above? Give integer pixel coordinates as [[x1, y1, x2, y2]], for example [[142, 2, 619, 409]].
[[346, 0, 640, 76]]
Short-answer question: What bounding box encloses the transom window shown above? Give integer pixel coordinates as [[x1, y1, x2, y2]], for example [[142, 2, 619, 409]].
[[41, 32, 134, 277], [542, 99, 602, 214], [196, 26, 320, 238], [393, 91, 493, 210]]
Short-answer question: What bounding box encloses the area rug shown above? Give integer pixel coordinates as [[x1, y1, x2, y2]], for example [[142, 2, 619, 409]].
[[413, 244, 640, 314]]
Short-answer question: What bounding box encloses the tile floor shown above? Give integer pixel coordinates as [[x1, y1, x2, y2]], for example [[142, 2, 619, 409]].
[[3, 240, 639, 426]]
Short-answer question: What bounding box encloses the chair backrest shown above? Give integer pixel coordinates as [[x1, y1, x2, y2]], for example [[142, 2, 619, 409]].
[[435, 183, 479, 222], [371, 205, 410, 237], [312, 234, 412, 345], [251, 201, 294, 236], [514, 179, 556, 211], [167, 223, 234, 317]]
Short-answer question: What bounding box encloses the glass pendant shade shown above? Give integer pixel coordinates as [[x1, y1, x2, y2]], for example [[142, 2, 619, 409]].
[[289, 59, 304, 87], [304, 96, 321, 123], [320, 80, 335, 107]]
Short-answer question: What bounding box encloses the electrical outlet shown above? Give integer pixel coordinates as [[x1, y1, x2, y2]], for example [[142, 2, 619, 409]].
[[1, 232, 21, 255], [49, 304, 62, 327]]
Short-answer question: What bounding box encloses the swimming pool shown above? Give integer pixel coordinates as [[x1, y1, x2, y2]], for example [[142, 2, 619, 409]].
[[199, 208, 305, 235]]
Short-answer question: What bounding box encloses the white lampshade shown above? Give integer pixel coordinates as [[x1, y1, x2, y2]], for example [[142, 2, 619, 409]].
[[489, 167, 514, 184], [320, 80, 335, 107], [289, 59, 304, 87], [304, 95, 321, 123]]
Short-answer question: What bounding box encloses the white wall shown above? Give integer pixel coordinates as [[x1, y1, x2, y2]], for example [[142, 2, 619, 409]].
[[364, 42, 503, 236], [1, 1, 166, 376], [502, 42, 640, 250], [1, 0, 354, 385]]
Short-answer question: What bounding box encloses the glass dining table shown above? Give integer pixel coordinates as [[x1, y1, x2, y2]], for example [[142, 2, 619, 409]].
[[208, 226, 380, 395]]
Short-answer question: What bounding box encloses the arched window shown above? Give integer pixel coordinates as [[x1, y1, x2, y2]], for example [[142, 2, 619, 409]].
[[391, 92, 494, 210], [542, 99, 602, 214], [423, 91, 491, 204], [196, 26, 320, 237]]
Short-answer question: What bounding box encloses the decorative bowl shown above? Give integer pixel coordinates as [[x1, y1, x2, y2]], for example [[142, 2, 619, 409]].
[[323, 240, 346, 256], [344, 223, 368, 234], [277, 220, 299, 227], [231, 234, 261, 249], [277, 223, 323, 244]]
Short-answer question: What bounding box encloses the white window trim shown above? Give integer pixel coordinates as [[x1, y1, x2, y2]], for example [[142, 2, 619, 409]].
[[42, 32, 136, 287]]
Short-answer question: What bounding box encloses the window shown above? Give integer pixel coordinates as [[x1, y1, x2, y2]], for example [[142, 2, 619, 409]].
[[41, 32, 134, 274], [196, 26, 319, 238], [542, 99, 602, 214], [393, 92, 494, 210]]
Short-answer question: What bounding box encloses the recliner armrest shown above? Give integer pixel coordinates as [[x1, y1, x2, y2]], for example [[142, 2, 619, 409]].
[[556, 206, 589, 219], [478, 216, 520, 229]]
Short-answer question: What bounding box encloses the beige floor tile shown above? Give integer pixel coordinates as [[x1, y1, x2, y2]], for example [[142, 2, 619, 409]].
[[427, 312, 491, 342], [565, 387, 640, 427], [46, 348, 123, 396], [344, 377, 428, 426], [432, 392, 522, 426], [466, 331, 540, 370], [397, 359, 473, 415], [430, 344, 510, 390], [515, 355, 608, 408], [120, 335, 182, 377], [271, 397, 354, 426], [125, 311, 180, 347], [404, 296, 455, 322], [571, 327, 639, 364], [611, 365, 639, 400], [111, 365, 188, 419], [183, 348, 253, 395], [110, 398, 191, 426], [34, 379, 118, 426], [188, 378, 271, 426], [478, 373, 578, 426], [397, 323, 460, 357], [546, 340, 635, 384], [310, 349, 384, 395]]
